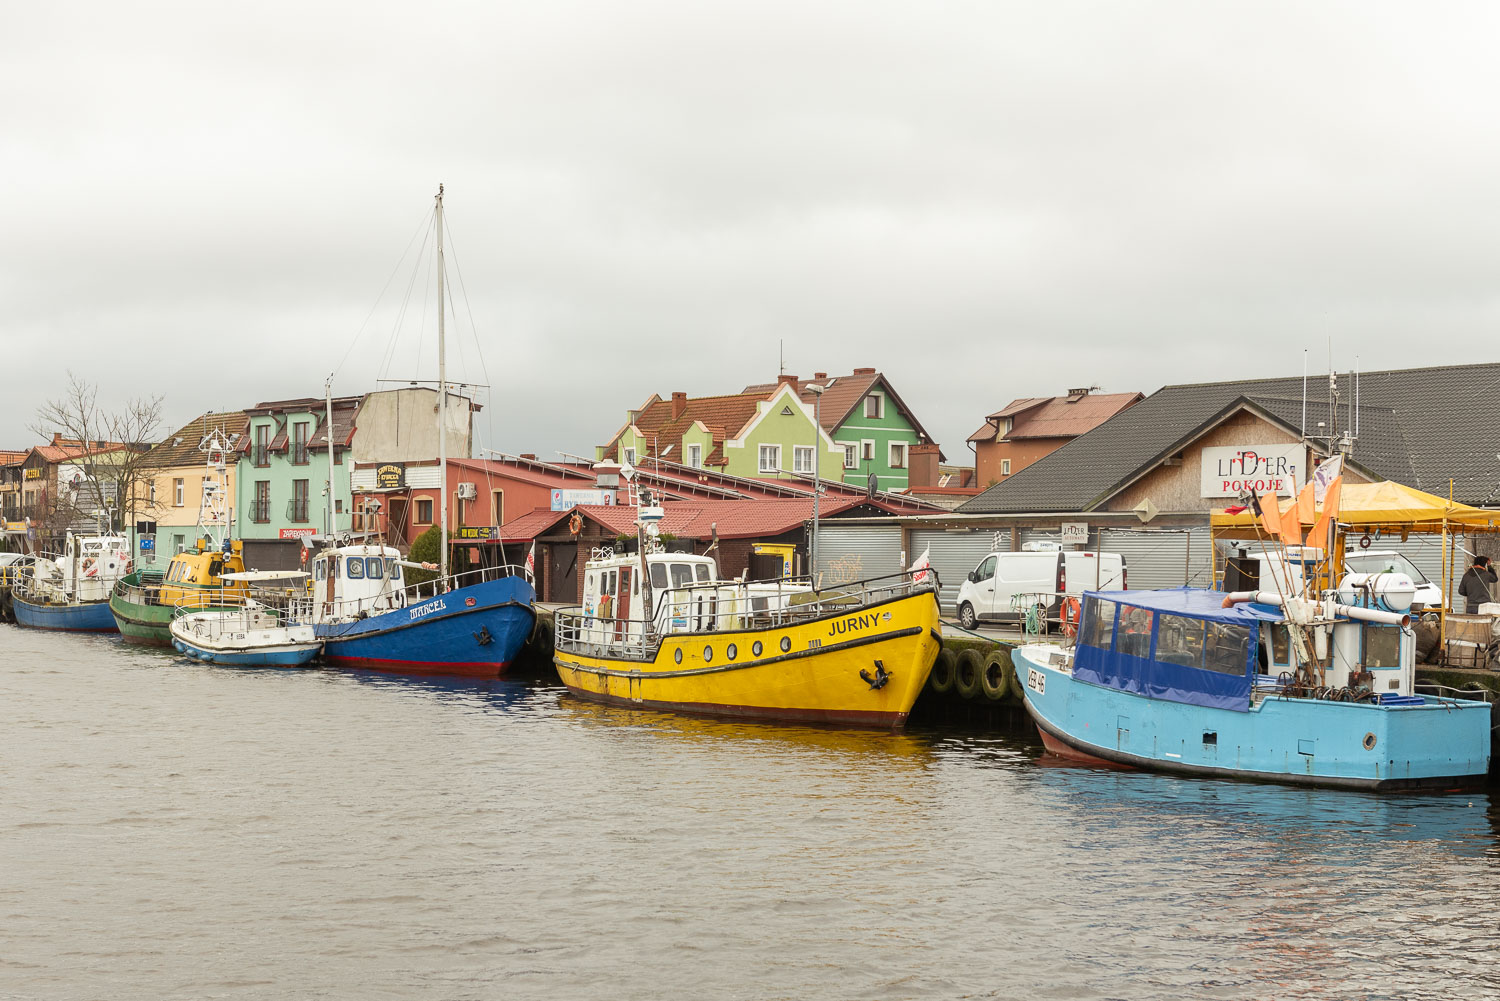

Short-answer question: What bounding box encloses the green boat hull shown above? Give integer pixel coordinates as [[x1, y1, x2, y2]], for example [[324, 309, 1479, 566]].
[[108, 589, 175, 646]]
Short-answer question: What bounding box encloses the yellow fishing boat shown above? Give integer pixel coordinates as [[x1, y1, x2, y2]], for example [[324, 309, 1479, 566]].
[[552, 500, 941, 728]]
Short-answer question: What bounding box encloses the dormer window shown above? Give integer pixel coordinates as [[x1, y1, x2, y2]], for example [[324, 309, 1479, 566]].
[[686, 444, 702, 468], [864, 393, 884, 419]]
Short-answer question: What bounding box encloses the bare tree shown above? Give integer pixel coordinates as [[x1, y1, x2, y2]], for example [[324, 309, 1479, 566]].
[[30, 372, 164, 536]]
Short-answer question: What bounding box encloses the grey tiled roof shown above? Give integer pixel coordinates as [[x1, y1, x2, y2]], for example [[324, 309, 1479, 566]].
[[958, 362, 1500, 512]]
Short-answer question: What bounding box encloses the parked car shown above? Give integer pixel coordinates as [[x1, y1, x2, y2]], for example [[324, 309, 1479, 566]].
[[1248, 548, 1445, 611], [955, 548, 1127, 629]]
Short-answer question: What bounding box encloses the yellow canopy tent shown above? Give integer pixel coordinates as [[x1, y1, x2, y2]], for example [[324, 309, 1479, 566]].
[[1210, 480, 1500, 535], [1212, 480, 1500, 664]]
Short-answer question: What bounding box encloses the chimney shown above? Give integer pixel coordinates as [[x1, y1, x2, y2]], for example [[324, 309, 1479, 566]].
[[852, 367, 876, 376], [908, 443, 941, 489], [671, 392, 688, 419], [814, 372, 827, 380], [520, 453, 537, 460], [777, 374, 799, 389]]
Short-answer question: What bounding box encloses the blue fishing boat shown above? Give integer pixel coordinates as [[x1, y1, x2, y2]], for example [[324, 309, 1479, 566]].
[[1014, 585, 1491, 791], [11, 534, 130, 634], [309, 544, 536, 676]]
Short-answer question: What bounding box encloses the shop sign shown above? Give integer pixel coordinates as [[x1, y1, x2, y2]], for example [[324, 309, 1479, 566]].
[[279, 527, 317, 539], [24, 468, 42, 480], [550, 488, 614, 511], [1060, 522, 1089, 545], [1199, 444, 1303, 498], [455, 526, 500, 540], [3, 520, 26, 534], [375, 463, 406, 489]]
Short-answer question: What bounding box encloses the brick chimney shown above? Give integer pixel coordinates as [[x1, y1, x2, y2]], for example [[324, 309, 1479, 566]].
[[520, 453, 537, 460], [852, 367, 876, 376], [814, 372, 827, 380], [777, 374, 799, 389], [908, 443, 941, 489], [671, 392, 688, 419]]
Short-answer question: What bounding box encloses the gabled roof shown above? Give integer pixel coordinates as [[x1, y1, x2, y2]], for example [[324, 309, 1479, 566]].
[[743, 369, 942, 454], [0, 450, 28, 467], [967, 391, 1142, 444], [239, 397, 360, 454], [140, 411, 250, 469], [603, 391, 767, 465], [959, 362, 1500, 513]]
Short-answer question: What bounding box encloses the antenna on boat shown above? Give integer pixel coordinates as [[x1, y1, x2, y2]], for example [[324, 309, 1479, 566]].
[[324, 372, 337, 539], [436, 183, 449, 591]]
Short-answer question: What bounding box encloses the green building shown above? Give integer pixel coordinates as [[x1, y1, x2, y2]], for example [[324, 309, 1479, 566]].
[[600, 369, 940, 490], [234, 396, 361, 562]]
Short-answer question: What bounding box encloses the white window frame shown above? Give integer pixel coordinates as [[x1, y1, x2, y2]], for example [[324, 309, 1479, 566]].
[[864, 393, 884, 419], [1001, 458, 1012, 475], [841, 443, 858, 469], [758, 444, 781, 473], [173, 478, 184, 507], [861, 439, 876, 462], [686, 443, 702, 468], [793, 446, 814, 475], [624, 446, 636, 465], [889, 441, 907, 470]]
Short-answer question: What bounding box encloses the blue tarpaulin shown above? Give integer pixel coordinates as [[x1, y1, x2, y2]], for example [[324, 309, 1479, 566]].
[[1072, 588, 1279, 713]]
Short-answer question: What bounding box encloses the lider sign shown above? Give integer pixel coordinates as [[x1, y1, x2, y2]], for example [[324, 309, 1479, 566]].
[[1199, 444, 1304, 498]]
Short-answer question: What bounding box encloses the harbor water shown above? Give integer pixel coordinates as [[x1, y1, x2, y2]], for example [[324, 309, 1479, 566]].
[[4, 624, 1500, 1000]]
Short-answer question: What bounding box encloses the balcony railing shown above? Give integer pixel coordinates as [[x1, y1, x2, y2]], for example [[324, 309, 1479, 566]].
[[291, 445, 309, 465], [251, 500, 271, 523], [287, 498, 309, 523]]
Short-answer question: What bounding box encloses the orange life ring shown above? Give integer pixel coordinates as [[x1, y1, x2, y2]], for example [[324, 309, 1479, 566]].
[[1061, 596, 1082, 638], [568, 512, 583, 536]]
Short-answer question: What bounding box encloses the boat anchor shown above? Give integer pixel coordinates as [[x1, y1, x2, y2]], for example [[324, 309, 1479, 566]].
[[859, 661, 891, 690], [473, 625, 493, 646]]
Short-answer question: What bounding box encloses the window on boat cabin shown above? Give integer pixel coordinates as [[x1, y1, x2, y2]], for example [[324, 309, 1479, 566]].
[[974, 555, 997, 582], [1363, 625, 1402, 669], [671, 564, 694, 588], [415, 498, 433, 524], [173, 478, 184, 507], [650, 563, 668, 590], [793, 446, 814, 475], [364, 557, 384, 579], [1155, 614, 1206, 669], [1202, 621, 1251, 675], [386, 558, 401, 581], [686, 444, 702, 469], [1080, 597, 1117, 650], [314, 559, 325, 581], [1116, 605, 1155, 658], [695, 563, 710, 582], [759, 444, 781, 474], [347, 558, 365, 579]]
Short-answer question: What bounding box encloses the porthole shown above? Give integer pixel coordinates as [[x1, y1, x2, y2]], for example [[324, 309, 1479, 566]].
[[780, 636, 791, 653], [752, 641, 763, 657], [673, 648, 683, 665], [703, 646, 713, 663], [726, 643, 738, 661], [1362, 732, 1377, 751]]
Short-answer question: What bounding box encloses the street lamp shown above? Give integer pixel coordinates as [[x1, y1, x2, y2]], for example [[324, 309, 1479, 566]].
[[806, 382, 825, 584]]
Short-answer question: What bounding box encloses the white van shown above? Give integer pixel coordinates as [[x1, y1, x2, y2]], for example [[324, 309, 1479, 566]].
[[955, 549, 1126, 629]]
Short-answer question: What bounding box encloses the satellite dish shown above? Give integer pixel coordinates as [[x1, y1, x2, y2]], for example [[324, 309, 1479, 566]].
[[866, 473, 878, 499]]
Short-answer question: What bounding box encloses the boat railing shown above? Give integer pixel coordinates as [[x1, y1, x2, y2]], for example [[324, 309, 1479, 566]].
[[171, 588, 311, 634], [553, 569, 940, 661], [314, 562, 531, 621]]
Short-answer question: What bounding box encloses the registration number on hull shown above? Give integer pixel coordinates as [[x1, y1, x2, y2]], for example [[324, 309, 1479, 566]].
[[1026, 667, 1045, 695]]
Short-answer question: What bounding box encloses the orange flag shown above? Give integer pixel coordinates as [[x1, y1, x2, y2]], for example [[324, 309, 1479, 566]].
[[1308, 475, 1343, 551], [1284, 482, 1315, 546], [1255, 490, 1284, 541]]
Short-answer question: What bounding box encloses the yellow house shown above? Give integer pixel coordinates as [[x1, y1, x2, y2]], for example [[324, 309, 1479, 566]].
[[130, 411, 249, 567]]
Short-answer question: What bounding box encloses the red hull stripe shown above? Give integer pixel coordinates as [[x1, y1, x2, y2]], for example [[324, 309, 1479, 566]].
[[562, 685, 908, 729]]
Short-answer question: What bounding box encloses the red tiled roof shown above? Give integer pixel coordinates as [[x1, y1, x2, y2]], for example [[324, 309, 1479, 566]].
[[968, 392, 1142, 443], [498, 497, 865, 544], [606, 391, 767, 463], [0, 450, 28, 466]]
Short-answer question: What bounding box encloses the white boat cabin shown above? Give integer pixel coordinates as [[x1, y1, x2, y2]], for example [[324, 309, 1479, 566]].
[[309, 544, 407, 622], [580, 549, 813, 643], [26, 533, 131, 603]]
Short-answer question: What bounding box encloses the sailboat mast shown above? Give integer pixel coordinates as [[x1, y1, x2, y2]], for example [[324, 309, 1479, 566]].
[[436, 184, 449, 588], [324, 374, 337, 538]]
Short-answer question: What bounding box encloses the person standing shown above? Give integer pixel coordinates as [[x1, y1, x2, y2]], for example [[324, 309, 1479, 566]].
[[1458, 556, 1498, 613]]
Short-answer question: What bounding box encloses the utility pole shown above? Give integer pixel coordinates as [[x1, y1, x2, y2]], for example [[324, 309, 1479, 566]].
[[807, 381, 825, 582]]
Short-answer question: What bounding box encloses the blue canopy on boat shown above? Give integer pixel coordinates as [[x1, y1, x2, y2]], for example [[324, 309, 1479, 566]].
[[1072, 588, 1274, 713]]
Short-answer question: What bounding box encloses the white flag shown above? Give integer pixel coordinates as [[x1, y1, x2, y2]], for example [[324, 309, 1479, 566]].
[[525, 542, 536, 576], [1313, 453, 1344, 504], [909, 546, 932, 585]]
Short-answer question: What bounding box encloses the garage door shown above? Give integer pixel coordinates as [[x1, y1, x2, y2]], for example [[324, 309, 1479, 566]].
[[910, 527, 1009, 611], [814, 524, 903, 586], [1098, 528, 1214, 591]]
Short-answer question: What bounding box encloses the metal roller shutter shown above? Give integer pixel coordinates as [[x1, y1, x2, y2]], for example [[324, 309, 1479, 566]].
[[1098, 528, 1213, 591], [910, 527, 1010, 611], [814, 524, 903, 586]]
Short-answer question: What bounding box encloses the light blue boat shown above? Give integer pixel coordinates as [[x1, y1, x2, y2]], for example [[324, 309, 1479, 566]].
[[1014, 587, 1492, 792]]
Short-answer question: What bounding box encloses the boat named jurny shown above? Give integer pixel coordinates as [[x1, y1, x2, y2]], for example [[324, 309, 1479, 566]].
[[552, 497, 942, 728], [1014, 574, 1492, 791], [170, 571, 321, 667], [12, 533, 131, 633]]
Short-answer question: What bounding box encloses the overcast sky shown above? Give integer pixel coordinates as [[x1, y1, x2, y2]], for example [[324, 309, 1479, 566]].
[[5, 1, 1499, 463]]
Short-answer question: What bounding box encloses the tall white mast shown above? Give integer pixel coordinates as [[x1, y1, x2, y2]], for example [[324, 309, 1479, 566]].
[[324, 373, 337, 538], [436, 184, 448, 589]]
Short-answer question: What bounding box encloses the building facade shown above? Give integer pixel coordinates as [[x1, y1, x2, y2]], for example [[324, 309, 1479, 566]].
[[967, 388, 1142, 488], [128, 411, 249, 567]]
